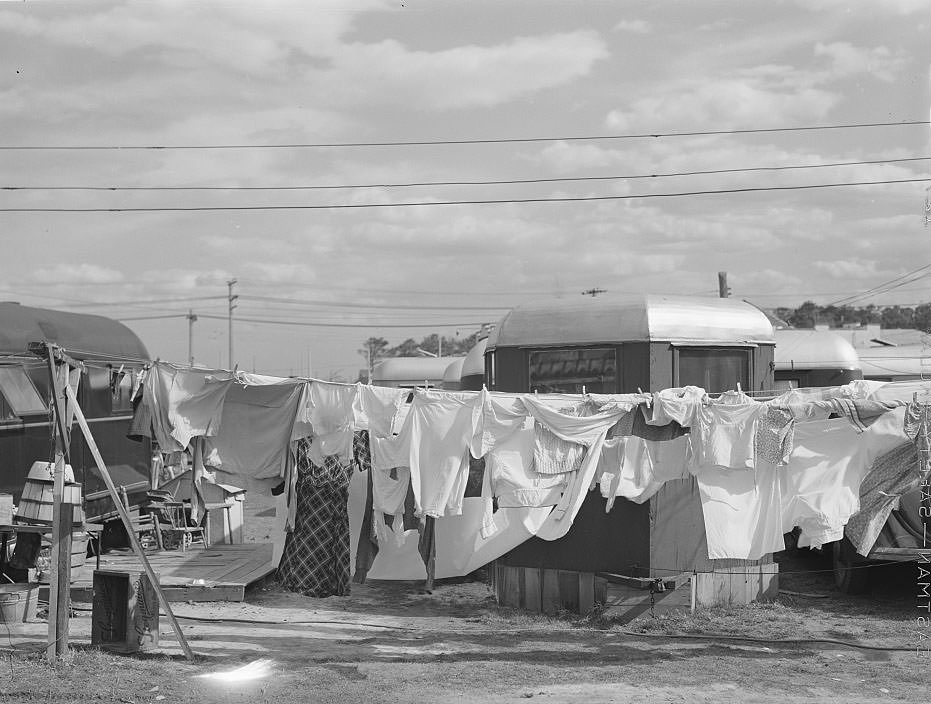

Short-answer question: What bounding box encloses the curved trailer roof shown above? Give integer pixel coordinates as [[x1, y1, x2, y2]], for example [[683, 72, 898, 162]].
[[0, 301, 149, 362], [487, 294, 775, 349], [773, 329, 861, 371], [372, 356, 465, 385]]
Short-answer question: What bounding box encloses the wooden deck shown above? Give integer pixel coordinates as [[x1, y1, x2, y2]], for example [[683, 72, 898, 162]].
[[68, 542, 276, 603]]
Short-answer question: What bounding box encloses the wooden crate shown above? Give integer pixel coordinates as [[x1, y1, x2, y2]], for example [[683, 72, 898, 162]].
[[91, 570, 159, 652]]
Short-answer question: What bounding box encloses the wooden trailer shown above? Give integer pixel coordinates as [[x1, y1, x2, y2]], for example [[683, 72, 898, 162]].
[[484, 294, 779, 613]]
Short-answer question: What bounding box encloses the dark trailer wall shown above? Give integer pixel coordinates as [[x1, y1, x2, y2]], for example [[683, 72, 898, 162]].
[[0, 302, 151, 519], [484, 294, 777, 609]]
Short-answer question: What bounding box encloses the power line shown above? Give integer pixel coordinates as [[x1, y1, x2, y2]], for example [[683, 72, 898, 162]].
[[827, 264, 931, 307], [242, 294, 510, 312], [66, 294, 228, 308], [4, 155, 929, 192], [2, 177, 927, 212], [196, 313, 489, 329], [1, 120, 927, 150], [117, 313, 192, 321]]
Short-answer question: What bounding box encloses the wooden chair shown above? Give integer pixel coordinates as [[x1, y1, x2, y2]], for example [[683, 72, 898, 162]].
[[119, 486, 162, 551], [153, 500, 206, 552]]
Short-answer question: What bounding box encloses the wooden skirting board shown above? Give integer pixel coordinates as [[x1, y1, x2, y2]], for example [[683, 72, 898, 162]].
[[495, 562, 780, 616]]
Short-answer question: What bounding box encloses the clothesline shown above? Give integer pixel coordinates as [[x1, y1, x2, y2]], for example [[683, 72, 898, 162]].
[[133, 361, 931, 577]]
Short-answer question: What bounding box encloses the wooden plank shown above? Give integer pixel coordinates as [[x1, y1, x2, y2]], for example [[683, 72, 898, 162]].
[[594, 576, 607, 606], [541, 569, 560, 615], [214, 545, 275, 585], [558, 570, 579, 613], [522, 567, 541, 613], [578, 572, 594, 615], [501, 565, 520, 608]]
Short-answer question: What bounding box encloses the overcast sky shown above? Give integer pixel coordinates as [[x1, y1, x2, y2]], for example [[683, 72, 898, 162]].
[[1, 0, 929, 378]]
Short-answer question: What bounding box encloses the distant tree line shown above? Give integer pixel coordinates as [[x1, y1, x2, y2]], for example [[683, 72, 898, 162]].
[[358, 331, 481, 368], [772, 301, 931, 331]]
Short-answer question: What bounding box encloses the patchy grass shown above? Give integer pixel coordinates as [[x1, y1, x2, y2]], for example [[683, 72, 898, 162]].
[[0, 648, 203, 703]]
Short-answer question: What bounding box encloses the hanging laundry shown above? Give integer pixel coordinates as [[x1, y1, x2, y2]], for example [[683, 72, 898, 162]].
[[844, 441, 925, 556], [352, 383, 407, 438], [686, 395, 765, 472], [142, 362, 235, 451], [533, 421, 588, 475], [780, 406, 910, 549], [480, 418, 566, 538], [810, 398, 906, 433], [301, 381, 358, 464], [408, 388, 482, 518], [277, 440, 354, 597], [202, 380, 305, 481], [754, 406, 795, 466], [644, 386, 706, 427], [696, 459, 785, 560], [607, 405, 689, 442], [777, 379, 880, 420], [645, 434, 693, 483], [904, 397, 931, 465], [597, 435, 661, 508]]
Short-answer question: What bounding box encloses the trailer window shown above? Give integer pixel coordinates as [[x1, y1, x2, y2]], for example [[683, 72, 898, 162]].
[[529, 348, 616, 394], [676, 348, 750, 393], [0, 366, 48, 418]]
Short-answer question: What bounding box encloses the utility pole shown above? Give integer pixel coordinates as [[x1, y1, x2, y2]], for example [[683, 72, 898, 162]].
[[718, 271, 731, 298], [187, 309, 197, 366], [227, 278, 238, 369]]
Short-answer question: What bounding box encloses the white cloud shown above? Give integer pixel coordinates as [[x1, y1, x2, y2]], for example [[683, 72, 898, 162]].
[[814, 42, 908, 82], [605, 75, 838, 132], [812, 259, 882, 278], [327, 32, 609, 110], [796, 0, 930, 14], [33, 263, 125, 285], [613, 20, 651, 34]]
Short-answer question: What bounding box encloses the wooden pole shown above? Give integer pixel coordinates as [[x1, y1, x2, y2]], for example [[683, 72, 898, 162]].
[[44, 344, 72, 662], [48, 503, 73, 660], [65, 384, 196, 662]]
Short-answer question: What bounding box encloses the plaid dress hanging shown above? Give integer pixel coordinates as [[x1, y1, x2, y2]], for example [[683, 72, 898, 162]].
[[277, 439, 353, 597]]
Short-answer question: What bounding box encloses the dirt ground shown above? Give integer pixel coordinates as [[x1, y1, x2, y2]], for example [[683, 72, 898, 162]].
[[0, 494, 927, 703]]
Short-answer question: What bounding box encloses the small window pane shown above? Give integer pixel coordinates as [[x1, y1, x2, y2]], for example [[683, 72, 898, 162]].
[[677, 348, 750, 393], [529, 348, 616, 394], [0, 366, 48, 416]]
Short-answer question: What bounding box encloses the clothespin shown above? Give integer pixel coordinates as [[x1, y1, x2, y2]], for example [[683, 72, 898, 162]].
[[637, 387, 643, 395]]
